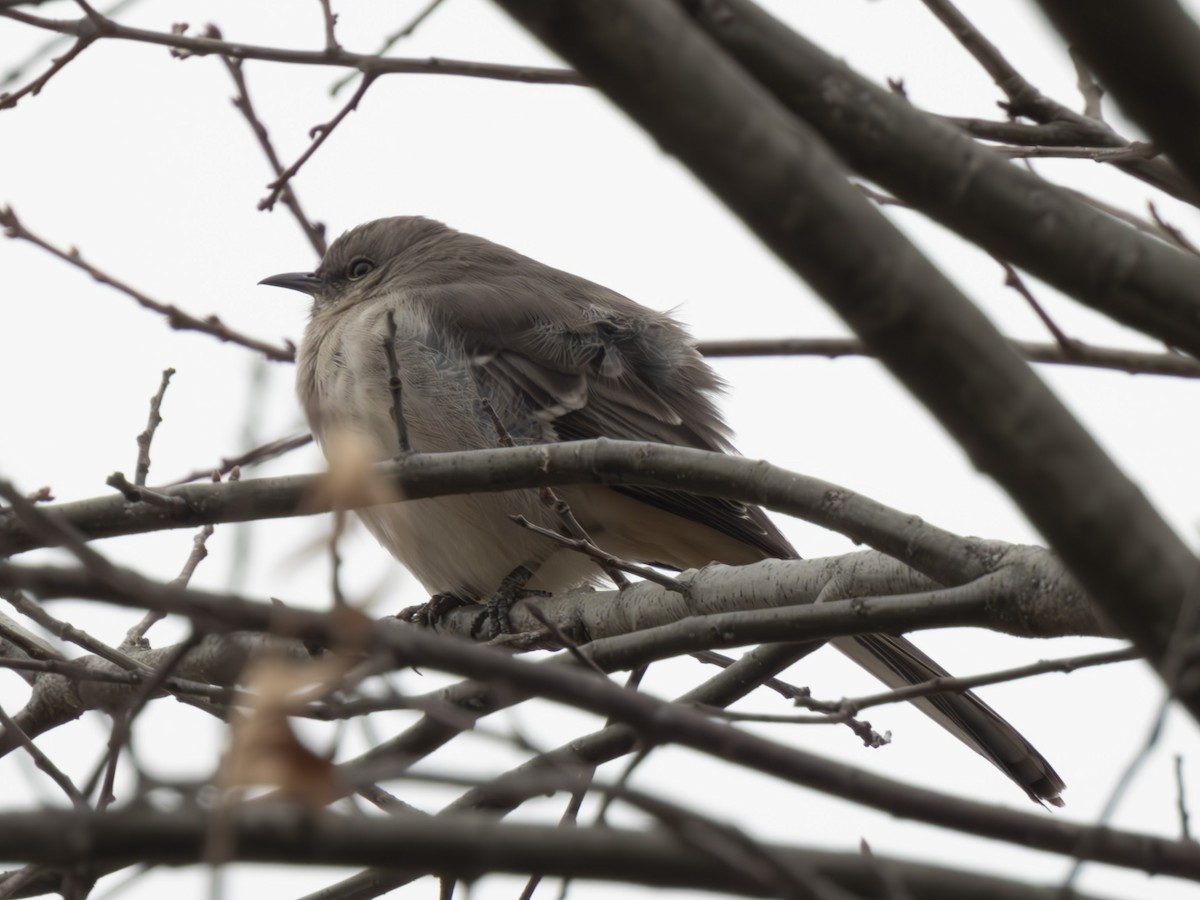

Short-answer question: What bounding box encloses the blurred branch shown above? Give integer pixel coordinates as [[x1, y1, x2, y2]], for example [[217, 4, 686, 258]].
[[681, 1, 1200, 359], [0, 807, 1120, 899], [920, 0, 1196, 204], [1036, 0, 1200, 200], [492, 0, 1200, 723], [0, 207, 296, 362], [0, 577, 1189, 879]]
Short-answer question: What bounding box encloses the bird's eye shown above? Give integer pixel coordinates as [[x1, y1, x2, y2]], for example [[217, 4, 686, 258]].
[[348, 258, 375, 280]]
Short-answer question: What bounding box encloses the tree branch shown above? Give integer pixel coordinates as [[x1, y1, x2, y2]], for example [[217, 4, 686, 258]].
[[697, 336, 1200, 379], [0, 440, 1063, 592], [492, 0, 1200, 722], [0, 206, 295, 362], [0, 807, 1116, 899], [0, 5, 584, 85], [1035, 0, 1200, 200], [679, 0, 1200, 357]]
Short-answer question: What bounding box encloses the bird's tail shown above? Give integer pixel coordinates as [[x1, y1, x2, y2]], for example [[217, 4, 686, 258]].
[[833, 633, 1066, 806]]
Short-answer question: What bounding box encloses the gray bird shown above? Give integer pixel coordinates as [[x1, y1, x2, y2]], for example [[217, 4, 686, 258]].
[[262, 215, 1064, 806]]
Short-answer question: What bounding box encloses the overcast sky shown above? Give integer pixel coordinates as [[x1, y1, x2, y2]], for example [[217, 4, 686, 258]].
[[3, 2, 1200, 898]]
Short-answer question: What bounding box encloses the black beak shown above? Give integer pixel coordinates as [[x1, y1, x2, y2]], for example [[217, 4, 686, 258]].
[[259, 271, 323, 295]]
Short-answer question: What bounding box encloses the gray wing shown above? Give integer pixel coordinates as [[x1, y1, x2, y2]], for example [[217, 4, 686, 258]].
[[419, 275, 796, 561]]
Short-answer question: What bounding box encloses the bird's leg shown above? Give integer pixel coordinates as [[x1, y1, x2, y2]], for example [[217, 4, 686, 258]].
[[398, 592, 470, 628], [471, 564, 551, 639]]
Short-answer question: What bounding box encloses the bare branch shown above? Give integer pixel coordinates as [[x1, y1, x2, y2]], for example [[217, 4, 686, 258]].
[[712, 647, 1139, 721], [1068, 47, 1104, 119], [0, 207, 296, 362], [0, 440, 1065, 594], [315, 0, 339, 53], [328, 0, 448, 95], [696, 336, 1200, 379], [988, 142, 1158, 161], [134, 368, 175, 487], [383, 310, 410, 454], [168, 433, 313, 485], [0, 807, 1123, 898], [0, 6, 584, 85], [258, 72, 377, 213], [698, 336, 1200, 377], [0, 701, 86, 807], [500, 0, 1200, 719], [509, 514, 686, 594], [219, 52, 328, 257], [0, 32, 92, 110]]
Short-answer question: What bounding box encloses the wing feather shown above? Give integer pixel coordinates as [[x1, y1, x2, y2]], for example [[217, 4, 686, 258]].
[[419, 277, 796, 561]]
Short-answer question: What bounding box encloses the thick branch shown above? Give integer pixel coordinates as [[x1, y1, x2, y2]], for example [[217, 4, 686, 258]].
[[0, 441, 1040, 590], [1035, 0, 1200, 200], [491, 0, 1200, 720], [677, 0, 1200, 357], [430, 548, 1107, 647], [0, 807, 1113, 900], [0, 563, 1189, 875]]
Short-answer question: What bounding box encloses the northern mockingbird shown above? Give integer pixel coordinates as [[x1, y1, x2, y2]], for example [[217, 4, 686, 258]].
[[262, 215, 1064, 806]]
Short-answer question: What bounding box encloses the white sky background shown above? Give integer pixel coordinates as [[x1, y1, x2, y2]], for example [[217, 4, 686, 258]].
[[2, 1, 1199, 898]]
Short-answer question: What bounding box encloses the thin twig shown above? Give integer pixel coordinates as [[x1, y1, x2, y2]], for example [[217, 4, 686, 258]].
[[330, 510, 347, 607], [105, 472, 188, 510], [134, 368, 174, 486], [0, 0, 140, 89], [87, 633, 204, 808], [989, 142, 1158, 162], [508, 515, 687, 595], [0, 701, 87, 807], [5, 589, 153, 674], [219, 50, 327, 257], [0, 655, 235, 701], [994, 257, 1073, 349], [1148, 202, 1200, 257], [125, 522, 214, 645], [697, 336, 1200, 378], [169, 433, 313, 485], [520, 602, 607, 677], [316, 0, 340, 52], [540, 488, 630, 588], [330, 0, 448, 94], [690, 650, 808, 701], [0, 35, 92, 110], [1064, 695, 1172, 888], [920, 0, 1070, 121], [1177, 755, 1193, 841], [0, 6, 584, 85], [383, 311, 410, 453], [1069, 47, 1104, 120], [0, 207, 296, 362], [478, 400, 631, 589], [800, 647, 1137, 717], [259, 72, 377, 213]]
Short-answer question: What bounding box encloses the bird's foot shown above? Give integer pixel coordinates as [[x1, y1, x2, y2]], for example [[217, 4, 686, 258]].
[[398, 592, 469, 629], [470, 565, 550, 639]]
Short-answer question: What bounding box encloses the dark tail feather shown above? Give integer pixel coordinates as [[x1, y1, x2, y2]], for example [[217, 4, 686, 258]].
[[835, 633, 1065, 806]]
